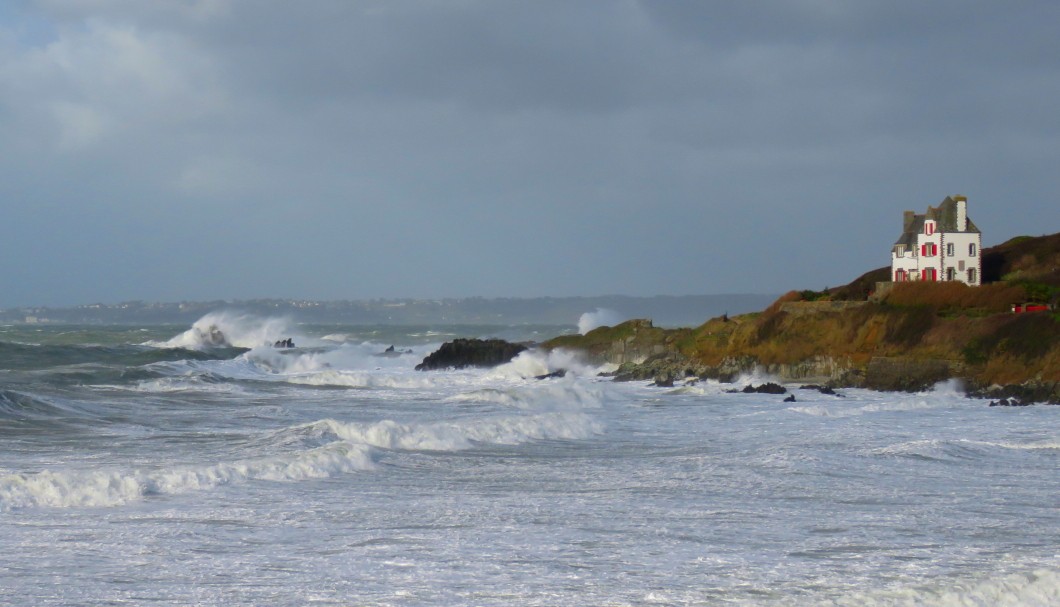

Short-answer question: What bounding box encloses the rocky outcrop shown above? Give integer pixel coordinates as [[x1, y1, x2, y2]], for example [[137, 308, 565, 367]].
[[864, 357, 954, 392], [545, 319, 687, 367], [613, 352, 707, 384], [758, 356, 864, 387], [970, 380, 1060, 405], [415, 339, 528, 371], [738, 383, 787, 394]]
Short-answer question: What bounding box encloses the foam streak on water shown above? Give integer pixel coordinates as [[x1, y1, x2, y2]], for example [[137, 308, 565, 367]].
[[0, 319, 1058, 606]]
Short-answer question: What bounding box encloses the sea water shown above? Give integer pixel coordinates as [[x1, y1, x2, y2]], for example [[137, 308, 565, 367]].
[[0, 314, 1057, 606]]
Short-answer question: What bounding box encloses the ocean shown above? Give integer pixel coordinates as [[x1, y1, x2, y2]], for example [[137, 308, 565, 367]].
[[1, 313, 1057, 606]]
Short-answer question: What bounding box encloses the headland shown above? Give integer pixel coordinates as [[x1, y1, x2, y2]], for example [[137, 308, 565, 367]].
[[543, 233, 1060, 404]]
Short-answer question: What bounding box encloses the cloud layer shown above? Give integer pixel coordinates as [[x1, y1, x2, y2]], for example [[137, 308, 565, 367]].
[[2, 1, 1058, 306]]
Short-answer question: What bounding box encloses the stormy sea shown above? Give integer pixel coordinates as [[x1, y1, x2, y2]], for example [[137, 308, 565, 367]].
[[1, 314, 1057, 606]]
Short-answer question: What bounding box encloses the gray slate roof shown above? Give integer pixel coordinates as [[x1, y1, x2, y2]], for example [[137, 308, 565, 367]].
[[893, 196, 980, 248]]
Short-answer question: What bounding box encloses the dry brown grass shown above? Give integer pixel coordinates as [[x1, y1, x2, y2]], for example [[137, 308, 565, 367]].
[[882, 282, 1026, 313]]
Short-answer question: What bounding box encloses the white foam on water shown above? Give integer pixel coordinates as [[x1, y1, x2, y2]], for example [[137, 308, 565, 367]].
[[0, 441, 375, 510], [291, 411, 603, 452], [285, 370, 454, 390], [810, 565, 1060, 607], [149, 311, 301, 350], [484, 347, 603, 381], [787, 393, 963, 418], [448, 383, 606, 413], [93, 376, 249, 395]]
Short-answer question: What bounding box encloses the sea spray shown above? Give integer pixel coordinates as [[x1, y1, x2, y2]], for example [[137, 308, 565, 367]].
[[151, 311, 299, 350], [577, 308, 626, 334]]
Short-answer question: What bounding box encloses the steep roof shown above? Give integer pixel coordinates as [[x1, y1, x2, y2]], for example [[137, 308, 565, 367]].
[[893, 196, 980, 248], [930, 196, 981, 234], [894, 214, 925, 248]]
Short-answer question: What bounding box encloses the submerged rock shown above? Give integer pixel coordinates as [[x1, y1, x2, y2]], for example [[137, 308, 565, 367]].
[[535, 369, 567, 380], [377, 345, 414, 358], [415, 338, 528, 371], [742, 383, 787, 394], [800, 384, 845, 397]]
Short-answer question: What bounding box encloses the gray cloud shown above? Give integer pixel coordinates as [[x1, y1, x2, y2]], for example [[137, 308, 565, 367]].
[[1, 0, 1058, 307]]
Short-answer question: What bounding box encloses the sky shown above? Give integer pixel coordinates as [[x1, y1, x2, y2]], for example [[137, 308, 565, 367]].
[[1, 0, 1058, 307]]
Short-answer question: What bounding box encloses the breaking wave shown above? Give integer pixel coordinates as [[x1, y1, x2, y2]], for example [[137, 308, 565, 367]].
[[577, 308, 626, 334], [808, 565, 1060, 607], [0, 409, 601, 511], [0, 441, 376, 510], [287, 412, 603, 452], [151, 311, 298, 350]]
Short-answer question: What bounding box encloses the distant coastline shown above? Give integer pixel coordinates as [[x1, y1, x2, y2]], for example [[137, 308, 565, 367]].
[[0, 294, 775, 328]]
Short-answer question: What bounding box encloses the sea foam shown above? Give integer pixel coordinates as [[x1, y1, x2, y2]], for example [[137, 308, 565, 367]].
[[0, 442, 375, 510]]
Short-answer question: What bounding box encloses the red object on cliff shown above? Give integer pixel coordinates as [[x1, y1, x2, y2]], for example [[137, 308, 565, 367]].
[[1012, 303, 1053, 314]]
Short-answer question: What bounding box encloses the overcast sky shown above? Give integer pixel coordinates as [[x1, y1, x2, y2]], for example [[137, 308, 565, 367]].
[[1, 1, 1058, 307]]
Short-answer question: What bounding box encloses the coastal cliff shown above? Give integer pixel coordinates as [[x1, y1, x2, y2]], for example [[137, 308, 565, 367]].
[[544, 233, 1060, 402]]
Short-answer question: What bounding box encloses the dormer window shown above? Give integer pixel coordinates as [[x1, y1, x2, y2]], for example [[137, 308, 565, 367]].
[[924, 221, 936, 236]]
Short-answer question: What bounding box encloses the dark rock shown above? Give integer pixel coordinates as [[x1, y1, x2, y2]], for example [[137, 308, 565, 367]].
[[741, 383, 787, 394], [784, 394, 796, 402], [415, 339, 528, 371], [800, 384, 844, 397], [989, 398, 1031, 407], [535, 369, 567, 380], [377, 345, 413, 358], [653, 374, 675, 388], [612, 352, 704, 383], [970, 381, 1060, 406]]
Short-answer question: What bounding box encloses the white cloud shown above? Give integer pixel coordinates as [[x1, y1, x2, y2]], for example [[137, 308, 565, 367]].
[[50, 100, 108, 149]]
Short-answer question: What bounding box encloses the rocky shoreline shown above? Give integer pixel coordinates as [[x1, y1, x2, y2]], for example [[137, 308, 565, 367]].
[[415, 333, 1059, 405]]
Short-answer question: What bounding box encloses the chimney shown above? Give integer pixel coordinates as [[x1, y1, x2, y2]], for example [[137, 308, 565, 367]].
[[903, 211, 915, 232], [954, 196, 967, 232]]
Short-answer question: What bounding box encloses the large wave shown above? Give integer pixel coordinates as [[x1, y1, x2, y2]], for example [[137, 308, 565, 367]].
[[0, 409, 602, 511], [151, 311, 298, 350], [0, 441, 376, 510]]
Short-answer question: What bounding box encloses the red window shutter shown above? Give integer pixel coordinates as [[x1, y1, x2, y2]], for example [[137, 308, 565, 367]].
[[932, 244, 938, 256], [921, 245, 926, 257]]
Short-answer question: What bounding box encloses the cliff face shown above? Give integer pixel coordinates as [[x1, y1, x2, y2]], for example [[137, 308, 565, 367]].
[[543, 233, 1060, 401]]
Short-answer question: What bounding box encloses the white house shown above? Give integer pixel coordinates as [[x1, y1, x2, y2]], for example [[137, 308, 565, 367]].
[[891, 196, 982, 285]]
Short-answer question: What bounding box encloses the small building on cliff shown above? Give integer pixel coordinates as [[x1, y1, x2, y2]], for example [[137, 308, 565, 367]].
[[891, 195, 982, 285]]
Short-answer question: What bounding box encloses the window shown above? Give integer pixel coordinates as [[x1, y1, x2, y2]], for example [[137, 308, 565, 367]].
[[921, 243, 938, 257], [946, 268, 956, 281], [968, 268, 977, 283], [895, 269, 907, 282], [969, 243, 977, 256], [921, 268, 937, 282], [946, 243, 955, 256]]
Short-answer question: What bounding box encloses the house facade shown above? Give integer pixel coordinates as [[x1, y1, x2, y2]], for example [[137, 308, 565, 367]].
[[891, 195, 982, 286]]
